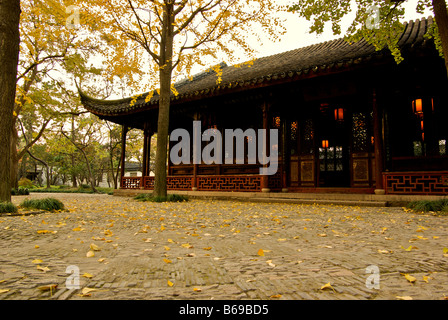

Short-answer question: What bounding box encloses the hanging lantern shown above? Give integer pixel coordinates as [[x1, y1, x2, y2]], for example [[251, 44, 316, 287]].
[[334, 108, 344, 121], [412, 99, 423, 115], [322, 140, 329, 149], [420, 120, 424, 131]]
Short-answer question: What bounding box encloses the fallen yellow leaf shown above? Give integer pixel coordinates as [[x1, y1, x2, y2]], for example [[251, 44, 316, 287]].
[[401, 245, 418, 251], [167, 280, 174, 287], [423, 275, 430, 283], [82, 273, 94, 278], [32, 259, 43, 264], [163, 258, 172, 264], [0, 289, 10, 294], [164, 246, 171, 251], [396, 296, 413, 300], [86, 250, 95, 258], [203, 247, 212, 251], [34, 245, 40, 249], [320, 282, 336, 292], [79, 287, 97, 297], [193, 288, 202, 292], [38, 284, 58, 292], [36, 265, 50, 272], [37, 230, 56, 234], [270, 294, 282, 299], [89, 243, 101, 251], [257, 249, 264, 256], [72, 227, 82, 231], [403, 274, 417, 283]]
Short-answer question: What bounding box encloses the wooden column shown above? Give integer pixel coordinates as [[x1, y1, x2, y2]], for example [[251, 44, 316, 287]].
[[192, 113, 199, 191], [281, 118, 288, 192], [261, 102, 270, 192], [119, 125, 128, 189], [141, 129, 149, 187], [373, 89, 385, 194], [146, 132, 152, 177]]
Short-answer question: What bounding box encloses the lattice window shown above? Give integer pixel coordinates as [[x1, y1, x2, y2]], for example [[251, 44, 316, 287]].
[[352, 112, 368, 152], [272, 116, 281, 129], [290, 121, 298, 141], [290, 121, 298, 156], [439, 139, 447, 155], [300, 119, 314, 155]]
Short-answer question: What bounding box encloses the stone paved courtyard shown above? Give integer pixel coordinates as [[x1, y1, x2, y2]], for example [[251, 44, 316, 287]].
[[1, 193, 447, 301]]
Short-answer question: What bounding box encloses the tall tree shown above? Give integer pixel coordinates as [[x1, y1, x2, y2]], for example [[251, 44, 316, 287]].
[[289, 0, 448, 73], [81, 0, 284, 198], [11, 0, 102, 189], [0, 0, 21, 202]]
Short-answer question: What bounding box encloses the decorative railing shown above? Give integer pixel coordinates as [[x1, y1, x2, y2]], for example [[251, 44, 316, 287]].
[[383, 171, 448, 195], [167, 176, 193, 190], [121, 176, 142, 189], [196, 175, 262, 192], [123, 175, 263, 192], [143, 176, 155, 189]]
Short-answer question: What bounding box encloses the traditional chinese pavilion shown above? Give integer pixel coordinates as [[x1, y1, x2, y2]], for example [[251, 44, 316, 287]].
[[80, 17, 448, 195]]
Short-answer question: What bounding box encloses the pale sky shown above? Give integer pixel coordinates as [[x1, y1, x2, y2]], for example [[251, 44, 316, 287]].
[[102, 0, 434, 98], [243, 0, 433, 60]]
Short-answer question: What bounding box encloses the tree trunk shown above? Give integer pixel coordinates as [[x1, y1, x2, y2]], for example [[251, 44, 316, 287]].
[[433, 0, 448, 77], [71, 115, 78, 187], [153, 3, 175, 198], [10, 126, 19, 189], [0, 0, 21, 202]]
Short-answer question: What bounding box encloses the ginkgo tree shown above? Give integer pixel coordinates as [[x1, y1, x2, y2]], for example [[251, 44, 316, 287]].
[[11, 0, 106, 191], [288, 0, 448, 74], [0, 0, 21, 202], [79, 0, 285, 198]]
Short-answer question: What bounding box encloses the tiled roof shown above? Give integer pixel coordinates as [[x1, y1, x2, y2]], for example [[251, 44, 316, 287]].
[[80, 17, 434, 117]]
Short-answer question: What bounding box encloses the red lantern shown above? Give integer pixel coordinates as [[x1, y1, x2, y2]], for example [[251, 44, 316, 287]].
[[412, 99, 423, 115], [334, 108, 344, 121]]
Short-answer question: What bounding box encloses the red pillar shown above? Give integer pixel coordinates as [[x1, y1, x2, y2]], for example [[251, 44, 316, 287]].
[[141, 129, 148, 188], [373, 89, 385, 194], [261, 102, 270, 193], [119, 125, 128, 189]]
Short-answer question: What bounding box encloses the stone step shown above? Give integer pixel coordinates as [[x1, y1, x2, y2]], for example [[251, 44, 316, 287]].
[[246, 197, 388, 207]]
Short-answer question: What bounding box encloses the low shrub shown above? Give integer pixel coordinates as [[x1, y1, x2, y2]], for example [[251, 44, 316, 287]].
[[20, 198, 65, 211], [167, 194, 189, 202], [407, 198, 448, 214], [18, 177, 34, 188], [11, 187, 30, 196], [0, 202, 18, 214], [134, 193, 188, 203]]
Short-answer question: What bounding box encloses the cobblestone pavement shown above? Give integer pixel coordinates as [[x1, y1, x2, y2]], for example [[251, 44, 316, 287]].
[[1, 193, 447, 301]]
